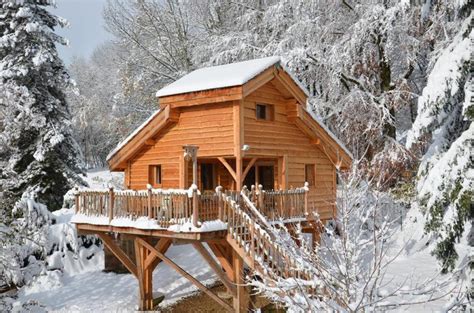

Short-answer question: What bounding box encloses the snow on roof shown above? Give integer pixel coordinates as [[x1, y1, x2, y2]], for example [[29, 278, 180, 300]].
[[156, 56, 281, 97], [106, 109, 161, 161]]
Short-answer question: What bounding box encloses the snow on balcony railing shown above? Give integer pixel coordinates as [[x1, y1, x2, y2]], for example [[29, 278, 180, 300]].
[[71, 184, 309, 232]]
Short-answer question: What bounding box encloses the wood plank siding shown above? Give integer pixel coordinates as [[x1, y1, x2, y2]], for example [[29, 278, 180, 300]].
[[243, 80, 336, 219], [126, 102, 235, 189]]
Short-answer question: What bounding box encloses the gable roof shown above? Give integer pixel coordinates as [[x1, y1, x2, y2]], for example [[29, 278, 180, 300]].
[[156, 56, 282, 98], [108, 57, 352, 170]]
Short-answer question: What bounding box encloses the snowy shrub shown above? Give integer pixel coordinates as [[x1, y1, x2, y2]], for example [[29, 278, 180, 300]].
[[0, 192, 52, 287]]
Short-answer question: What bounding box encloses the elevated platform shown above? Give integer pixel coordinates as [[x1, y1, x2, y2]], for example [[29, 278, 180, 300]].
[[72, 185, 323, 312]]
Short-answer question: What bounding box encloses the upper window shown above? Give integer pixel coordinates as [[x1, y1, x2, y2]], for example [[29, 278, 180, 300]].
[[256, 103, 274, 121], [305, 164, 315, 187], [149, 165, 162, 186]]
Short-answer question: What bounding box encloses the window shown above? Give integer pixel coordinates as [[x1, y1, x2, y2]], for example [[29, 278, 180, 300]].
[[305, 164, 315, 187], [256, 103, 274, 121], [149, 165, 162, 186]]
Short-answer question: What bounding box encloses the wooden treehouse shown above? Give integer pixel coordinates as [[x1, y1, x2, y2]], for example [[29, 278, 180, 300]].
[[72, 56, 352, 312]]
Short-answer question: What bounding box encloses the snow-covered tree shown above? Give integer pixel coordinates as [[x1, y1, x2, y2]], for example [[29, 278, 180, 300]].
[[406, 9, 472, 272], [66, 43, 129, 169], [0, 0, 84, 210], [252, 171, 468, 311]]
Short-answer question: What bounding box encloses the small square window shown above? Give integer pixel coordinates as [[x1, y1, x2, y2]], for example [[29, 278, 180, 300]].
[[256, 103, 274, 121], [305, 164, 315, 187]]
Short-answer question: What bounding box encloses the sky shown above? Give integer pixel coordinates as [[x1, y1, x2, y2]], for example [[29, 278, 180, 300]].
[[50, 0, 112, 64]]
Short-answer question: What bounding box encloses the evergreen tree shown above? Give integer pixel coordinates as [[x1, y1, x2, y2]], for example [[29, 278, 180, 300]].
[[0, 0, 84, 211]]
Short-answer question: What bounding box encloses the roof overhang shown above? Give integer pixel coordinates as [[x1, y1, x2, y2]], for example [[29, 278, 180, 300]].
[[107, 58, 352, 171], [107, 105, 179, 171]]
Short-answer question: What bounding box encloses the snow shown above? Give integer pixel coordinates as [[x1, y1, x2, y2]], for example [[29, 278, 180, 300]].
[[156, 56, 281, 97], [105, 109, 161, 162], [382, 206, 472, 311], [167, 220, 227, 233], [6, 204, 217, 312], [110, 216, 163, 229], [81, 168, 124, 189], [70, 213, 110, 226], [406, 16, 472, 148]]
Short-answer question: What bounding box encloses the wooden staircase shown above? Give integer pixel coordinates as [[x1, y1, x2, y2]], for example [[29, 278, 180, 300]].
[[223, 192, 314, 282]]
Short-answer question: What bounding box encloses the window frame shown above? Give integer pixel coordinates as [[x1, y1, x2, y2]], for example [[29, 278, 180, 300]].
[[149, 164, 162, 187], [304, 164, 316, 187], [256, 103, 274, 121]]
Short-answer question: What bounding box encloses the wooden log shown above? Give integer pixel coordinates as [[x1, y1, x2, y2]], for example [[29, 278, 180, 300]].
[[192, 242, 237, 297], [108, 187, 114, 223], [192, 188, 199, 227], [232, 249, 249, 313], [134, 238, 154, 311], [136, 238, 233, 312], [98, 233, 137, 277], [147, 186, 153, 219]]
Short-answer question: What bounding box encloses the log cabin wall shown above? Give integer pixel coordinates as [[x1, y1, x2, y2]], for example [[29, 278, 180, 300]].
[[243, 80, 336, 219], [126, 102, 235, 190]]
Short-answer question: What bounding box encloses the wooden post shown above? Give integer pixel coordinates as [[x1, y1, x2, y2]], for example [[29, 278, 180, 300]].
[[257, 184, 264, 210], [108, 186, 114, 223], [232, 250, 249, 312], [192, 187, 199, 227], [304, 182, 309, 215], [147, 185, 153, 219], [74, 186, 79, 214], [134, 238, 154, 311], [251, 185, 256, 205], [217, 186, 223, 221]]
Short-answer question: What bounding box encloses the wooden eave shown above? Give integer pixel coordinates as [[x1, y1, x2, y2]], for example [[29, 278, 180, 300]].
[[108, 105, 179, 171], [157, 65, 309, 108], [110, 64, 351, 171]]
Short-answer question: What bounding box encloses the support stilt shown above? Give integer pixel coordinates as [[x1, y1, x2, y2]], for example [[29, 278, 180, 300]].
[[134, 238, 154, 311], [232, 250, 249, 312]]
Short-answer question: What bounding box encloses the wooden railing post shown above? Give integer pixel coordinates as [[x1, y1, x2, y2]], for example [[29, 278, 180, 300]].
[[250, 185, 256, 205], [217, 186, 223, 221], [108, 186, 114, 223], [304, 182, 309, 215], [257, 184, 264, 211], [147, 185, 153, 219], [192, 187, 199, 227], [74, 186, 79, 214]]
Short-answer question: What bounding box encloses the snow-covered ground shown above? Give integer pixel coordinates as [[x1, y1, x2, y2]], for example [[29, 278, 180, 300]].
[[1, 170, 217, 312], [382, 206, 471, 312], [82, 168, 124, 189], [9, 208, 217, 312], [3, 170, 468, 312]]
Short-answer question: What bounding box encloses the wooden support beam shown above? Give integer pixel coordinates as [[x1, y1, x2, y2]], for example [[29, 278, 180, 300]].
[[208, 243, 234, 281], [241, 157, 258, 187], [144, 238, 172, 270], [193, 242, 237, 297], [232, 249, 250, 313], [135, 238, 154, 311], [97, 233, 137, 278], [242, 67, 275, 97], [136, 238, 233, 312], [217, 157, 237, 183], [144, 139, 155, 146]]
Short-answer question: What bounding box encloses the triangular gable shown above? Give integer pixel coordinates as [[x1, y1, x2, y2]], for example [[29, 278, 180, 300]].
[[108, 56, 352, 171]]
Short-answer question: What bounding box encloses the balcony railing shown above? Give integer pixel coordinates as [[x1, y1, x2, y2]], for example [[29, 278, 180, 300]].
[[73, 184, 309, 230]]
